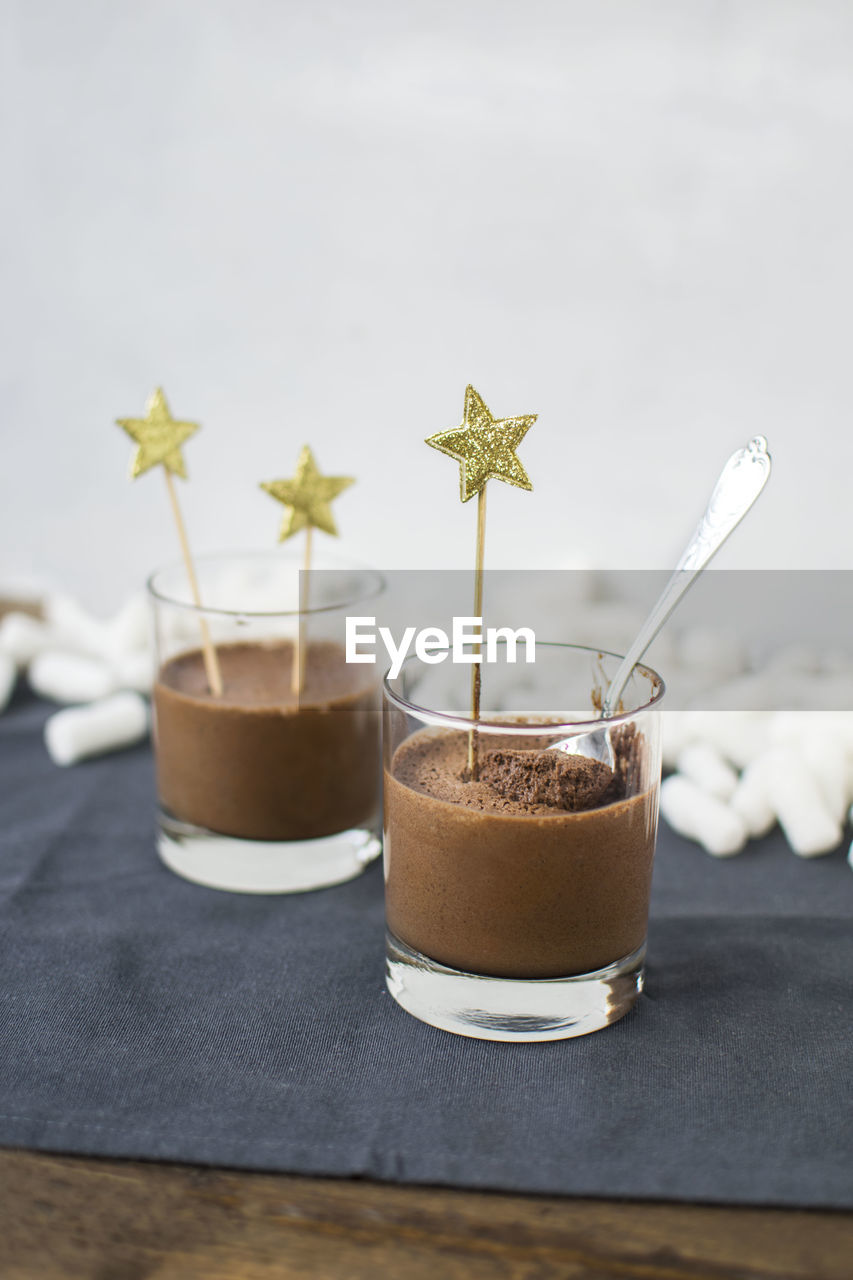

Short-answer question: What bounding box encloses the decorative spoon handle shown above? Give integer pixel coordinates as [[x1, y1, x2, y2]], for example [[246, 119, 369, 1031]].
[[601, 436, 771, 719]]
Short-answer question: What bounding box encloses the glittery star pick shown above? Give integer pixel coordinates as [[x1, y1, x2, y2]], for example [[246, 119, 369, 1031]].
[[425, 384, 537, 503], [260, 445, 355, 541], [425, 385, 538, 779], [113, 387, 222, 695], [116, 387, 200, 480]]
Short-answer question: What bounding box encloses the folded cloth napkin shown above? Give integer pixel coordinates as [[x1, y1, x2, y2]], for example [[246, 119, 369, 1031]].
[[0, 688, 851, 1207]]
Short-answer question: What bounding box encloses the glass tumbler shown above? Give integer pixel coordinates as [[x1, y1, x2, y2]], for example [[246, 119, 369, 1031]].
[[148, 550, 384, 893], [383, 643, 664, 1040]]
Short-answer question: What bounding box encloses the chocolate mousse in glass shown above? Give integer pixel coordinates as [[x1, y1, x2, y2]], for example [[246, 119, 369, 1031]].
[[383, 643, 664, 1040], [148, 551, 384, 892]]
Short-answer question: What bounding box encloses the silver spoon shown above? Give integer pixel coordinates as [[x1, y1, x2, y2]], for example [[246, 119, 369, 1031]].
[[553, 435, 772, 766]]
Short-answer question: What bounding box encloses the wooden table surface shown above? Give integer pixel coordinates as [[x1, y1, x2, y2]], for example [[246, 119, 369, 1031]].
[[2, 1148, 851, 1280]]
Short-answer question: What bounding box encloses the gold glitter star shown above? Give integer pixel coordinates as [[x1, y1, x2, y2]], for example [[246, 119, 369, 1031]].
[[260, 445, 355, 541], [425, 384, 536, 502], [116, 387, 200, 479]]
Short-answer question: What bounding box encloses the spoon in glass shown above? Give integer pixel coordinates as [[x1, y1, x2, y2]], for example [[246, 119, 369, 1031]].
[[552, 435, 772, 766]]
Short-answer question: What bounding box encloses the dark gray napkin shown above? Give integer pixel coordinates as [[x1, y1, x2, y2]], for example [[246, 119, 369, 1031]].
[[1, 687, 851, 1206]]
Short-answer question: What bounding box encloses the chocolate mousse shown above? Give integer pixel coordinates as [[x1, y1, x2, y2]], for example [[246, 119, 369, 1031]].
[[478, 748, 624, 810], [154, 640, 379, 841], [384, 728, 657, 979]]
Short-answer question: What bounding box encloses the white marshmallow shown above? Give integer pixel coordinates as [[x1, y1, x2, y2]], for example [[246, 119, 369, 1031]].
[[44, 693, 149, 767], [660, 774, 748, 857], [661, 710, 697, 770], [43, 593, 111, 659], [0, 612, 54, 666], [730, 755, 777, 839], [111, 649, 154, 694], [822, 712, 853, 754], [763, 747, 842, 857], [680, 711, 770, 770], [28, 651, 117, 705], [0, 652, 16, 712], [105, 592, 151, 656], [769, 712, 821, 746], [802, 733, 849, 824], [675, 742, 738, 801], [771, 711, 853, 756]]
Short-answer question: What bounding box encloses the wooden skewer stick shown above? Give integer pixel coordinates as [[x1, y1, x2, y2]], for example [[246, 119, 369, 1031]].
[[163, 469, 223, 697], [426, 387, 537, 778], [292, 525, 313, 696], [467, 485, 487, 778]]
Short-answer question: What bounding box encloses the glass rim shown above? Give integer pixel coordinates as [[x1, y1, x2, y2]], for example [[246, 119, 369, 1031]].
[[146, 548, 385, 619], [383, 641, 665, 735]]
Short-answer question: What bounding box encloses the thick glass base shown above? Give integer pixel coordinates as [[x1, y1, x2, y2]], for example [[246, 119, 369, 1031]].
[[385, 931, 645, 1041], [157, 811, 381, 894]]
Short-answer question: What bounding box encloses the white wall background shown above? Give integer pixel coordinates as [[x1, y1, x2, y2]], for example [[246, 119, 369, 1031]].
[[2, 0, 852, 609]]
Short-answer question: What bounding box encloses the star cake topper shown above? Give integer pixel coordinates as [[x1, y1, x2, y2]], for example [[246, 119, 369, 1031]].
[[425, 384, 536, 502], [116, 387, 200, 480], [260, 444, 355, 541]]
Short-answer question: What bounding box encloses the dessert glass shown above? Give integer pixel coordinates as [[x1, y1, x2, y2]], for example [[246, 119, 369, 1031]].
[[383, 643, 664, 1041], [148, 550, 384, 893]]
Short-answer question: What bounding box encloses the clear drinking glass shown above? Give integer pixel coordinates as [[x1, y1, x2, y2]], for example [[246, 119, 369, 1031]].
[[383, 643, 664, 1041], [148, 550, 384, 893]]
